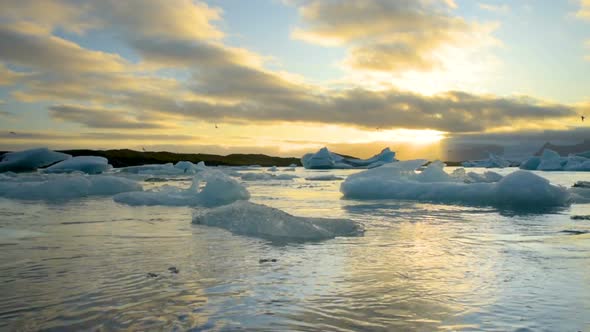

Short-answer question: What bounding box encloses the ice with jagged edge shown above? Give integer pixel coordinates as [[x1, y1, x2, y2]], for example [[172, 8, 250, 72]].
[[301, 147, 397, 169], [193, 201, 363, 241], [114, 170, 249, 207], [520, 149, 590, 171], [0, 174, 141, 201], [43, 156, 112, 174], [0, 148, 71, 172], [340, 160, 570, 209], [462, 153, 511, 168]]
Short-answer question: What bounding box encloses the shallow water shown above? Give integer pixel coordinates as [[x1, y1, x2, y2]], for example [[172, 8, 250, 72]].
[[1, 167, 590, 331]]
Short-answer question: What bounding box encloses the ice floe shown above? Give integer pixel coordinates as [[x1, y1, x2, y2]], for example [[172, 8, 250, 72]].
[[519, 149, 590, 171], [118, 161, 207, 175], [0, 148, 71, 172], [114, 170, 249, 207], [340, 160, 570, 209], [462, 153, 511, 168], [239, 173, 299, 181], [0, 175, 141, 201], [192, 201, 363, 241], [43, 156, 111, 174], [301, 147, 396, 169]]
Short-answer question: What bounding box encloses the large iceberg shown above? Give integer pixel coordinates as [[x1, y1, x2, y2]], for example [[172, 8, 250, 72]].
[[301, 147, 397, 169], [43, 156, 111, 174], [0, 148, 71, 172], [462, 153, 511, 168], [519, 149, 590, 171], [0, 175, 141, 201], [114, 170, 249, 207], [192, 201, 364, 241], [340, 160, 570, 209]]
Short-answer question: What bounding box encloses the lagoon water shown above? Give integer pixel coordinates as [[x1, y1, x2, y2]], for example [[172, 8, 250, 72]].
[[1, 167, 590, 331]]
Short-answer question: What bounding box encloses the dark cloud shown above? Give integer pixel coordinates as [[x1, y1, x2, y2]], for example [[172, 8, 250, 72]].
[[48, 104, 171, 129]]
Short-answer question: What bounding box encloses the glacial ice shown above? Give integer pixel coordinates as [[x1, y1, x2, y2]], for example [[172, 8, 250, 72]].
[[519, 149, 590, 171], [114, 170, 249, 207], [305, 174, 344, 181], [462, 153, 511, 168], [192, 201, 364, 241], [0, 148, 71, 172], [340, 160, 570, 209], [118, 161, 207, 175], [301, 147, 396, 169], [43, 156, 111, 174], [0, 175, 141, 201], [175, 161, 207, 173]]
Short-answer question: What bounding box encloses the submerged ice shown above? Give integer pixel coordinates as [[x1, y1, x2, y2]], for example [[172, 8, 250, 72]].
[[340, 160, 570, 209], [192, 201, 363, 241], [301, 147, 396, 169], [114, 170, 249, 207]]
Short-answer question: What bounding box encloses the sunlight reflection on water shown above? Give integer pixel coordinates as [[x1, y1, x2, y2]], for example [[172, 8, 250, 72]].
[[0, 167, 589, 331]]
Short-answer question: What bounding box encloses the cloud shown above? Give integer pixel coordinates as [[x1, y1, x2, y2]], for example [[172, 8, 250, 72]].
[[478, 3, 510, 13], [48, 104, 172, 129], [291, 0, 499, 73], [0, 63, 27, 85]]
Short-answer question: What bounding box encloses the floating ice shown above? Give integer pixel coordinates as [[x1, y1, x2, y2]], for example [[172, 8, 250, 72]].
[[240, 173, 299, 181], [267, 166, 277, 172], [114, 170, 249, 207], [305, 174, 344, 181], [462, 153, 511, 168], [519, 149, 590, 171], [340, 161, 570, 209], [288, 164, 297, 167], [192, 201, 363, 241], [0, 175, 141, 201], [301, 147, 396, 169], [43, 156, 111, 174], [118, 163, 185, 175], [175, 161, 207, 174], [0, 148, 71, 172]]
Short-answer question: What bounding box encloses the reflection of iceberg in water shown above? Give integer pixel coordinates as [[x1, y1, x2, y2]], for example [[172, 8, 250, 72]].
[[301, 147, 397, 169]]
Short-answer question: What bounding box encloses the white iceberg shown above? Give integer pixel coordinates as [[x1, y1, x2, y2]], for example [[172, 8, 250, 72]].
[[305, 174, 344, 181], [175, 161, 207, 174], [43, 156, 111, 174], [0, 148, 71, 172], [340, 160, 570, 209], [301, 147, 397, 169], [462, 153, 511, 168], [0, 175, 141, 201], [114, 170, 249, 207], [192, 201, 363, 241]]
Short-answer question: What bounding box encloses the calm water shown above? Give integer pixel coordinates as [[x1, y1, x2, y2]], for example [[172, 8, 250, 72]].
[[1, 167, 590, 331]]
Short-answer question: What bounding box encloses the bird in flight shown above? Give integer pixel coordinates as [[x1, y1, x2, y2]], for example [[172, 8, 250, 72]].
[[9, 131, 16, 135], [215, 123, 218, 129], [582, 115, 585, 122], [142, 147, 146, 152]]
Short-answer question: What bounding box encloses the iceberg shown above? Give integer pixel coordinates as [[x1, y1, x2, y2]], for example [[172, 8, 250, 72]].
[[192, 201, 364, 241], [0, 148, 71, 172], [340, 161, 570, 209], [43, 156, 111, 174], [519, 149, 590, 171], [462, 153, 511, 168], [114, 170, 249, 207], [175, 161, 207, 174], [301, 147, 397, 169], [0, 175, 141, 201]]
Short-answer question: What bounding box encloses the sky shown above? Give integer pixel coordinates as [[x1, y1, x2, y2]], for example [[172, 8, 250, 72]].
[[0, 0, 590, 160]]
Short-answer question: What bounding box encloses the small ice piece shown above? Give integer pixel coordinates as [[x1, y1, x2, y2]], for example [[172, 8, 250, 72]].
[[114, 170, 250, 207], [0, 175, 141, 201], [118, 163, 185, 175], [0, 148, 71, 172], [573, 181, 590, 188], [462, 153, 511, 168], [301, 147, 396, 169], [192, 201, 363, 241], [288, 164, 297, 167], [340, 160, 569, 209], [305, 174, 344, 181], [267, 166, 277, 172], [44, 156, 111, 174]]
